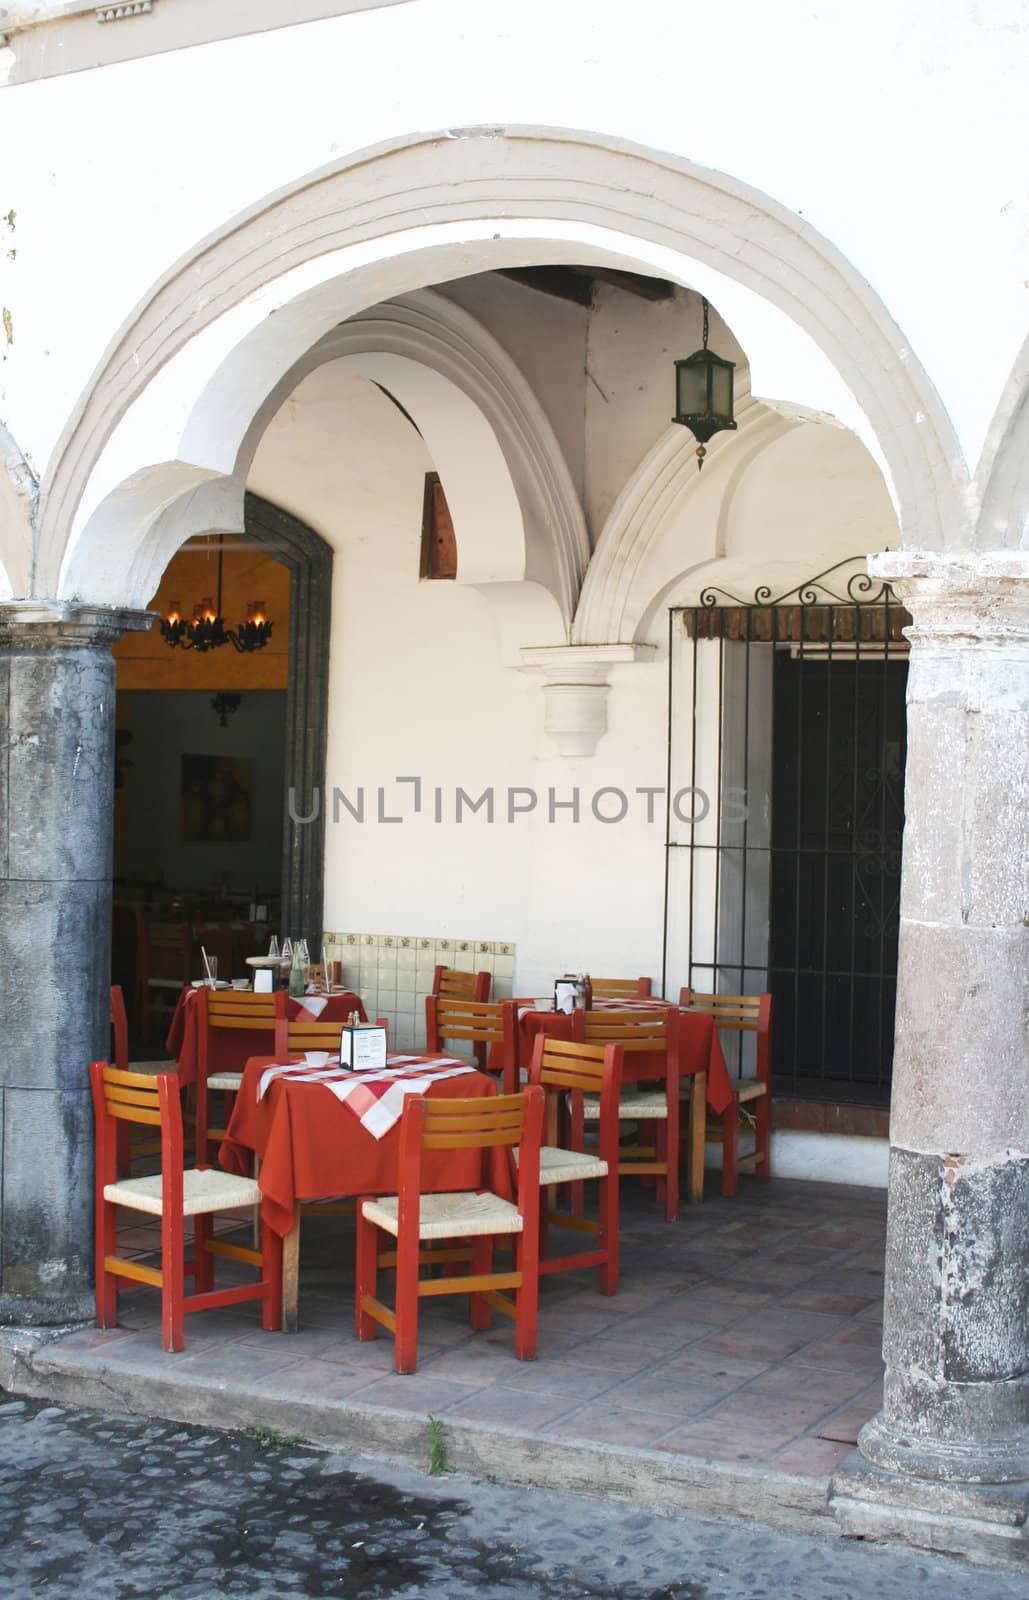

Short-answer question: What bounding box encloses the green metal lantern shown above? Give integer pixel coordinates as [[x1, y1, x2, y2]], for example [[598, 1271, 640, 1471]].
[[672, 298, 737, 469]]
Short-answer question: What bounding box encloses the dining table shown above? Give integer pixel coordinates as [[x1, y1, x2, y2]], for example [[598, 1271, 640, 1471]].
[[165, 985, 366, 1088], [219, 1050, 509, 1331], [505, 997, 735, 1204]]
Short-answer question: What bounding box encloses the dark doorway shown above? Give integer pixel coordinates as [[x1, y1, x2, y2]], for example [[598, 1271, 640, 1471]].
[[769, 652, 907, 1103]]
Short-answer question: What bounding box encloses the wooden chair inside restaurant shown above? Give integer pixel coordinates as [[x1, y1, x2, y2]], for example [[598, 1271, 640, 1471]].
[[431, 964, 491, 1003], [424, 994, 517, 1084], [525, 1036, 623, 1295], [355, 1087, 543, 1373], [588, 976, 653, 1001], [679, 988, 773, 1196], [111, 983, 183, 1173], [195, 987, 278, 1164], [90, 1059, 282, 1352], [570, 1006, 681, 1221], [135, 913, 192, 1039], [193, 920, 234, 982]]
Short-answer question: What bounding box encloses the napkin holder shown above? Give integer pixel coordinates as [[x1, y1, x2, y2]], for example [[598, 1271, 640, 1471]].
[[339, 1021, 388, 1072], [554, 976, 591, 1014]]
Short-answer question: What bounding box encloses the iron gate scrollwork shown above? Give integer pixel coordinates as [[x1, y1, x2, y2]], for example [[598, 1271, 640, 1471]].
[[663, 557, 909, 1103]]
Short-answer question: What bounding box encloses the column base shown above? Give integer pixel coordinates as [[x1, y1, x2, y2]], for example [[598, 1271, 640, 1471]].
[[831, 1452, 1029, 1569], [0, 1290, 94, 1329], [858, 1408, 1029, 1486]]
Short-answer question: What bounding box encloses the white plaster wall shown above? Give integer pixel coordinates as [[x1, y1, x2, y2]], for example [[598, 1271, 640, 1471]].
[[0, 0, 1026, 488], [246, 340, 901, 1008]]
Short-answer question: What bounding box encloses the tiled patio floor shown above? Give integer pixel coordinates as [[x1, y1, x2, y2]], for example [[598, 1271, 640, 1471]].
[[46, 1175, 886, 1501]]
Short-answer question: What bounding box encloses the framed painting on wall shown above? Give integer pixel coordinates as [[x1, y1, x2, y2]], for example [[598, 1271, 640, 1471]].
[[180, 754, 253, 842]]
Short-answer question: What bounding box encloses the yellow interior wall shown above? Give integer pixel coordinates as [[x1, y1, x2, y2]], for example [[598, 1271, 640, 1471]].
[[114, 543, 290, 690]]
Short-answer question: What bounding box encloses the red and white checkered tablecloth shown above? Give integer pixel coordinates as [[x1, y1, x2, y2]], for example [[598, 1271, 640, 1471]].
[[255, 1052, 476, 1139]]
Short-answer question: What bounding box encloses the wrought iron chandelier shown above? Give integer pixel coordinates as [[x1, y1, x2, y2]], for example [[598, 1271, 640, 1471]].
[[159, 536, 272, 654], [672, 297, 737, 469]]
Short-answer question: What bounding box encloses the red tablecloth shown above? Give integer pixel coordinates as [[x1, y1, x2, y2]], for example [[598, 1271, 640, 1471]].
[[220, 1053, 509, 1237], [512, 1005, 734, 1113], [165, 988, 366, 1088]]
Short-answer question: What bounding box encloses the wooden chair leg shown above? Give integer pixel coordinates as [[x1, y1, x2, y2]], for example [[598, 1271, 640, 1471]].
[[161, 1201, 186, 1353], [722, 1098, 740, 1198], [96, 1198, 119, 1329], [599, 1171, 619, 1296], [514, 1223, 539, 1363], [687, 1071, 706, 1204], [665, 1090, 680, 1223], [355, 1204, 378, 1342], [394, 1216, 421, 1374], [756, 1091, 772, 1181], [469, 1239, 492, 1331], [193, 1214, 214, 1293]]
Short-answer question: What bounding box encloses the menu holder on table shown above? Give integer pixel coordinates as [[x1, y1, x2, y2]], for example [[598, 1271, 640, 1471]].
[[339, 1018, 388, 1072]]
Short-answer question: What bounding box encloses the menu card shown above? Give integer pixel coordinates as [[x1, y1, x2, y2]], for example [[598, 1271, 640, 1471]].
[[339, 1023, 388, 1072]]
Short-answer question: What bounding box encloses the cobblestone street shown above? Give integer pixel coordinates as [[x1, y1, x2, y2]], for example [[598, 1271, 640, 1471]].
[[1, 1396, 1025, 1600]]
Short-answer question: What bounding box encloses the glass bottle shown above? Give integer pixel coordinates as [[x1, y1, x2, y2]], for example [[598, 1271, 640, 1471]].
[[267, 934, 279, 959], [288, 941, 306, 999]]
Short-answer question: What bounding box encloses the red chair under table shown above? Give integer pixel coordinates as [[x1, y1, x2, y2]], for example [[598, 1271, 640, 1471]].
[[356, 1087, 543, 1374], [679, 988, 773, 1196]]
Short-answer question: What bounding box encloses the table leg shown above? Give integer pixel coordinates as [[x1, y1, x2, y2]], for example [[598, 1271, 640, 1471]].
[[688, 1070, 707, 1204], [282, 1218, 301, 1333]]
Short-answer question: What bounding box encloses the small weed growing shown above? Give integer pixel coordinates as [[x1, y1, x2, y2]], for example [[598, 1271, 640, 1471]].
[[426, 1413, 454, 1476], [244, 1424, 303, 1450]]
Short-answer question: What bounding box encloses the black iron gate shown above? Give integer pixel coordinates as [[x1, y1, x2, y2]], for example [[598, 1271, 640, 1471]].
[[662, 559, 909, 1102]]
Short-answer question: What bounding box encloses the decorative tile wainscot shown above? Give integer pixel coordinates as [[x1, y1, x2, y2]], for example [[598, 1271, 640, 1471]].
[[321, 934, 515, 1052]]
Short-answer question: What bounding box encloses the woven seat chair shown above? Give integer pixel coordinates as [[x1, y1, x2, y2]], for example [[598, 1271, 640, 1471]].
[[679, 988, 773, 1195], [356, 1087, 543, 1373], [570, 1006, 681, 1222], [90, 1059, 282, 1352], [424, 994, 517, 1085]]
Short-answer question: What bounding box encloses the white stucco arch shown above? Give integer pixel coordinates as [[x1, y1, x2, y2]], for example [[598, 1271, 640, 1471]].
[[573, 377, 797, 644], [975, 332, 1029, 551], [32, 127, 968, 609], [0, 423, 36, 598]]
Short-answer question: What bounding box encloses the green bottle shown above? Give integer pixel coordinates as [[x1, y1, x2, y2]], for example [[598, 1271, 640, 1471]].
[[288, 940, 306, 999]]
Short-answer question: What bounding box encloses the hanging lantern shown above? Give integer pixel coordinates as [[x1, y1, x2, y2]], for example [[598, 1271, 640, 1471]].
[[672, 298, 737, 469]]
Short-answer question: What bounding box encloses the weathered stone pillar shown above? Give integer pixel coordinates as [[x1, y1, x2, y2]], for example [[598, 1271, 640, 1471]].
[[832, 552, 1028, 1560], [0, 602, 150, 1325]]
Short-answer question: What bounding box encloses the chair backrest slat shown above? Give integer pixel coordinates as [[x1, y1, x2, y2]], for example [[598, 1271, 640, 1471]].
[[678, 989, 773, 1075], [433, 965, 491, 1003], [586, 976, 653, 999]]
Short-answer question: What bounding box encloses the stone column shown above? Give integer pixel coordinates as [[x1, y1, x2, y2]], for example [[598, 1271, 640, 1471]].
[[0, 602, 150, 1325], [833, 552, 1028, 1553]]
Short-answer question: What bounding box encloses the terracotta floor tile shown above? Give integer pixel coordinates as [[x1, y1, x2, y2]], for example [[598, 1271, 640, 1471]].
[[489, 1359, 623, 1401], [702, 1390, 838, 1434], [539, 1334, 669, 1373], [768, 1437, 854, 1477], [352, 1374, 481, 1413], [745, 1363, 874, 1406], [816, 1402, 878, 1444], [659, 1347, 772, 1385], [602, 1373, 731, 1418], [655, 1418, 797, 1464], [446, 1384, 579, 1429], [543, 1403, 676, 1449]]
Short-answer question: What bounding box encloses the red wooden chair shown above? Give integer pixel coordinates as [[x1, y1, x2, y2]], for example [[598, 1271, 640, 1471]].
[[425, 994, 518, 1085], [356, 1087, 543, 1373], [196, 987, 278, 1164], [570, 1005, 681, 1222], [135, 913, 191, 1038], [526, 1035, 623, 1295], [588, 976, 653, 1000], [679, 988, 773, 1195], [90, 1059, 282, 1352], [432, 964, 491, 1003]]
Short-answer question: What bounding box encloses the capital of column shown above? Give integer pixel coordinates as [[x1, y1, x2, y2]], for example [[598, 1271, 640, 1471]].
[[519, 643, 657, 757], [0, 599, 154, 648], [869, 550, 1029, 646]]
